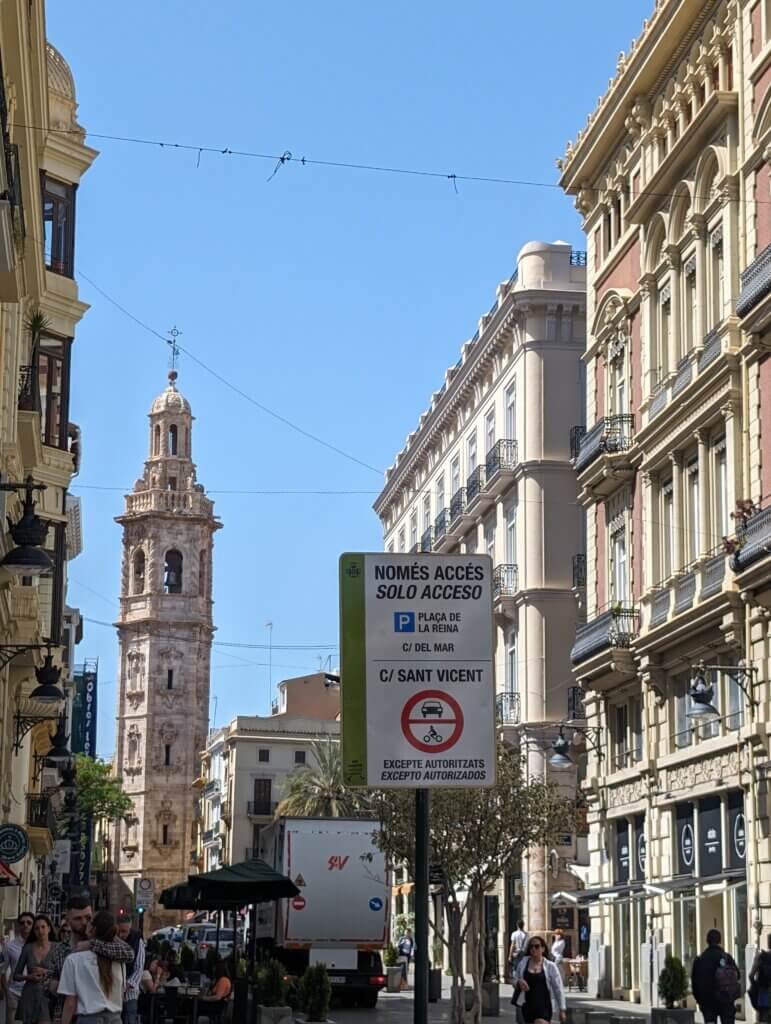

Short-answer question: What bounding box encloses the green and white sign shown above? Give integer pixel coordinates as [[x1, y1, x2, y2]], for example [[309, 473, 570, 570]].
[[340, 552, 496, 788]]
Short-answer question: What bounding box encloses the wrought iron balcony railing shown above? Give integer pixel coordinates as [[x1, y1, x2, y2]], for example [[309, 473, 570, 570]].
[[203, 779, 221, 797], [26, 795, 55, 833], [202, 827, 215, 842], [737, 242, 771, 318], [495, 692, 521, 725], [567, 686, 586, 721], [18, 365, 40, 412], [248, 800, 276, 816], [485, 439, 518, 479], [493, 564, 519, 599], [570, 425, 586, 461], [570, 605, 640, 665], [732, 505, 771, 572], [449, 487, 467, 522], [574, 415, 635, 473], [572, 554, 586, 589], [466, 466, 486, 503], [434, 508, 451, 541], [570, 250, 588, 267], [421, 527, 433, 553]]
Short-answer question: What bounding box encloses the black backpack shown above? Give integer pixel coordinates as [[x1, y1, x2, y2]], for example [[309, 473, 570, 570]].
[[715, 955, 741, 1003]]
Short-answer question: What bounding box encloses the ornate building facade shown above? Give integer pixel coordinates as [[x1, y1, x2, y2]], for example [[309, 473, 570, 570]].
[[559, 0, 771, 1006], [111, 372, 221, 922]]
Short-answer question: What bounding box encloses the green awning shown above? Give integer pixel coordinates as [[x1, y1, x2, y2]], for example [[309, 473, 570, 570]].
[[190, 858, 299, 902]]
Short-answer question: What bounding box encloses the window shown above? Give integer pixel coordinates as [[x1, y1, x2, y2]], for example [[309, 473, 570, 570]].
[[409, 512, 418, 550], [294, 750, 306, 765], [132, 550, 145, 595], [631, 698, 643, 762], [711, 233, 724, 327], [163, 550, 183, 593], [164, 744, 171, 766], [398, 528, 406, 553], [714, 440, 729, 540], [614, 704, 629, 769], [41, 174, 76, 277], [661, 481, 674, 580], [610, 520, 628, 604], [167, 476, 177, 491], [162, 824, 169, 846], [168, 424, 178, 455], [687, 460, 699, 563], [436, 474, 445, 512], [610, 350, 626, 418], [484, 516, 495, 559], [258, 749, 270, 763], [725, 668, 745, 732], [38, 336, 72, 449], [505, 502, 517, 563], [252, 778, 272, 815], [153, 425, 160, 456], [659, 289, 671, 380], [614, 195, 623, 240], [485, 407, 496, 455], [684, 258, 697, 351], [506, 631, 517, 692], [451, 456, 461, 496], [166, 669, 174, 690], [252, 824, 262, 854], [467, 432, 478, 473], [422, 494, 431, 533], [505, 382, 516, 440], [198, 550, 207, 597]]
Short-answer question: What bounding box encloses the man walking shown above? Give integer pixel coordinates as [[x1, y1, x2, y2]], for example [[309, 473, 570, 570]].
[[397, 929, 414, 990], [4, 912, 34, 1024], [508, 920, 528, 980], [117, 918, 145, 1024], [692, 929, 741, 1024]]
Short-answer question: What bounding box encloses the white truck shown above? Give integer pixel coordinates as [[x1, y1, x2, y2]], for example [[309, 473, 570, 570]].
[[254, 817, 389, 1007]]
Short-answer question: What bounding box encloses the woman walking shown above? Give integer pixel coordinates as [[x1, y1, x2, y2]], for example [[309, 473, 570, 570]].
[[13, 914, 58, 1024], [58, 911, 126, 1024], [512, 936, 566, 1024]]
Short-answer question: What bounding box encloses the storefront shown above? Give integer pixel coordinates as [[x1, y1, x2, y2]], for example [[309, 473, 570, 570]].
[[610, 815, 647, 996]]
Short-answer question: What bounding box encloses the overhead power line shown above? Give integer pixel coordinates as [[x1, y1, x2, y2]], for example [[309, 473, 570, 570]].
[[83, 615, 337, 650]]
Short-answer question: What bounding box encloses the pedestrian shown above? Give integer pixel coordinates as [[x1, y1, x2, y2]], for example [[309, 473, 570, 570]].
[[508, 920, 529, 979], [550, 929, 567, 981], [13, 914, 58, 1024], [56, 925, 71, 946], [512, 936, 566, 1024], [199, 962, 232, 1022], [691, 929, 741, 1024], [58, 911, 126, 1024], [116, 919, 144, 1024], [4, 914, 33, 1024], [749, 949, 771, 1021], [47, 895, 133, 1021], [396, 929, 414, 990]]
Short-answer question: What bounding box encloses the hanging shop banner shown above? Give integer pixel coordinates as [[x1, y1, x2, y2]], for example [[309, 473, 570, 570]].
[[676, 803, 695, 876], [698, 796, 722, 878], [634, 814, 646, 880], [615, 820, 630, 884], [551, 907, 575, 931], [728, 791, 746, 869], [340, 553, 495, 788]]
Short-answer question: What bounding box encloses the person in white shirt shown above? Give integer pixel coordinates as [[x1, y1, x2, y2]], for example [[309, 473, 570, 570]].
[[508, 919, 528, 977], [4, 913, 34, 1024], [550, 929, 567, 982], [58, 912, 127, 1024]]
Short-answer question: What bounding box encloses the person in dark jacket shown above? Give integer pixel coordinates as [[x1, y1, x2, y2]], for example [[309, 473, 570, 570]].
[[691, 930, 740, 1024]]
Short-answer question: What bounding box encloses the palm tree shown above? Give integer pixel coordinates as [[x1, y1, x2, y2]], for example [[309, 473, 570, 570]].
[[276, 737, 370, 818]]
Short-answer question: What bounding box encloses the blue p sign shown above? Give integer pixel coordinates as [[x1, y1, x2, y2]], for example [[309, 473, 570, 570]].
[[394, 612, 415, 633]]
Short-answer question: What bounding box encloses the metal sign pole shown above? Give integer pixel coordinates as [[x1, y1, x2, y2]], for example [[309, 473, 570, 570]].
[[414, 788, 430, 1024]]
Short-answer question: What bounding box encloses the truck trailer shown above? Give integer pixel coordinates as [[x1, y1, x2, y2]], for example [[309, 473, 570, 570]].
[[253, 817, 389, 1007]]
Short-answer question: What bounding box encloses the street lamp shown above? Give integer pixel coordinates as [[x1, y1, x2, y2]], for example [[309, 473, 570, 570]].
[[687, 660, 759, 717], [0, 476, 52, 577], [28, 652, 65, 704], [686, 666, 720, 720], [549, 724, 604, 770], [45, 714, 73, 765]]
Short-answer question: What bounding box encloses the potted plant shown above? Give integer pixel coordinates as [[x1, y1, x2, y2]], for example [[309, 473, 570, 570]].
[[653, 956, 693, 1024], [383, 944, 403, 993], [298, 963, 332, 1022], [254, 959, 292, 1024]]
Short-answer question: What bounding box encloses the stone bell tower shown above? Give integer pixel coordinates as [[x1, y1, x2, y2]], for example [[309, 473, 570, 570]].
[[111, 371, 221, 921]]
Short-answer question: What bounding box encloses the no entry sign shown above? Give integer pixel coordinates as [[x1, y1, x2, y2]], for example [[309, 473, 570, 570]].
[[340, 553, 495, 788]]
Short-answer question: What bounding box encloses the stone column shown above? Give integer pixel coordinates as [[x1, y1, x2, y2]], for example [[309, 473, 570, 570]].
[[670, 452, 684, 572], [722, 400, 741, 525], [689, 214, 707, 350], [639, 274, 656, 393], [666, 247, 682, 371], [696, 429, 709, 558]]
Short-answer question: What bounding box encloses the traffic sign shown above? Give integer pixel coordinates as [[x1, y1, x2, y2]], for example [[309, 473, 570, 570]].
[[340, 553, 495, 788], [134, 877, 154, 910], [292, 896, 306, 910]]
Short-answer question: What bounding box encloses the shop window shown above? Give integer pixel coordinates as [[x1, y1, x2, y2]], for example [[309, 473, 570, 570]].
[[41, 174, 75, 277], [163, 549, 183, 593]]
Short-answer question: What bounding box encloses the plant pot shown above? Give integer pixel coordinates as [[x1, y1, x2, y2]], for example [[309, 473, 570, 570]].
[[258, 1006, 293, 1024], [482, 981, 500, 1017], [386, 966, 403, 993], [651, 1009, 695, 1024], [429, 968, 442, 1003]]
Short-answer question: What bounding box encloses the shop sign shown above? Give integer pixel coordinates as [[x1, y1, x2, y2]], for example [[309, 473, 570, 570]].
[[698, 796, 722, 878], [634, 814, 646, 879], [551, 907, 575, 931], [676, 803, 694, 876], [728, 791, 746, 869], [615, 820, 630, 884]]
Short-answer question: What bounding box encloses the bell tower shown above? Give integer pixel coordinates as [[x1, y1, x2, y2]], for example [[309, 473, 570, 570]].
[[111, 371, 221, 921]]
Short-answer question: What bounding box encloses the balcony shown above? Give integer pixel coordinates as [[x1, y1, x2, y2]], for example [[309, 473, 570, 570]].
[[484, 440, 518, 496], [449, 487, 468, 530], [466, 466, 491, 514], [204, 778, 221, 798], [732, 505, 771, 576], [737, 242, 771, 322], [495, 692, 521, 725], [493, 564, 519, 617], [26, 795, 55, 854], [202, 827, 218, 846], [567, 686, 586, 722], [571, 606, 639, 688], [17, 366, 40, 412], [573, 415, 635, 497], [572, 554, 586, 589], [420, 527, 433, 553], [432, 508, 452, 551], [248, 800, 277, 817]]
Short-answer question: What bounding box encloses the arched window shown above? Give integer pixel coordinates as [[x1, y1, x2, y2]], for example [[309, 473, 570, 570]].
[[132, 549, 145, 594], [163, 549, 183, 594], [153, 425, 160, 456], [168, 424, 178, 455], [198, 550, 206, 597], [184, 427, 190, 456]]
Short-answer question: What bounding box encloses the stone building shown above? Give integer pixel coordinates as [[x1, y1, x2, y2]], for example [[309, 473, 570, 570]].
[[0, 6, 96, 927], [373, 240, 588, 971], [111, 372, 221, 924], [558, 0, 771, 1005]]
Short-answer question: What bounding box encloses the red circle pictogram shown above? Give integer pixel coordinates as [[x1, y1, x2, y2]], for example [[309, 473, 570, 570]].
[[400, 689, 464, 754], [292, 896, 306, 910]]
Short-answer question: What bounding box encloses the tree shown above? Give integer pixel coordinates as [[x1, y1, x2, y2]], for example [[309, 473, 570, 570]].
[[71, 754, 133, 822], [275, 738, 369, 818], [371, 742, 574, 1024]]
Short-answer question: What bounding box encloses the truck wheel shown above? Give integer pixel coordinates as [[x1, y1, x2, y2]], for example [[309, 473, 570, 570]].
[[359, 991, 378, 1008]]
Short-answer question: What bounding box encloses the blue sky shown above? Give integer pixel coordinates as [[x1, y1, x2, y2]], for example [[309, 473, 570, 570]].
[[44, 0, 652, 756]]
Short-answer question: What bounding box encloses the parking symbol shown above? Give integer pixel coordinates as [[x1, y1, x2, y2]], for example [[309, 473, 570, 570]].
[[394, 612, 415, 633]]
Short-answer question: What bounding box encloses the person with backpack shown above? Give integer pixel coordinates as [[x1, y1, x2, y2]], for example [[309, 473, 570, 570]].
[[396, 930, 414, 990], [748, 949, 771, 1021], [691, 929, 741, 1024]]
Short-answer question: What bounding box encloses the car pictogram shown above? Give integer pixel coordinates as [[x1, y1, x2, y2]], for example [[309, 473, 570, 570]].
[[421, 700, 444, 718]]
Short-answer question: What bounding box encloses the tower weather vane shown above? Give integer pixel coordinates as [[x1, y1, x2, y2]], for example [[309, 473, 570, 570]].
[[167, 326, 182, 371]]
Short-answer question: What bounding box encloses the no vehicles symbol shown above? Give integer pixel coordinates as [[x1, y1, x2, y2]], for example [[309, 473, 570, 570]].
[[401, 690, 464, 754]]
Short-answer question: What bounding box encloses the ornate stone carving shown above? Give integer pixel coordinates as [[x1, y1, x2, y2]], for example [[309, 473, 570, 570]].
[[666, 750, 741, 793], [607, 779, 647, 808]]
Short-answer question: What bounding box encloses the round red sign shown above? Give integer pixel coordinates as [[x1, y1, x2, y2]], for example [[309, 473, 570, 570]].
[[400, 689, 464, 754], [291, 896, 306, 911]]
